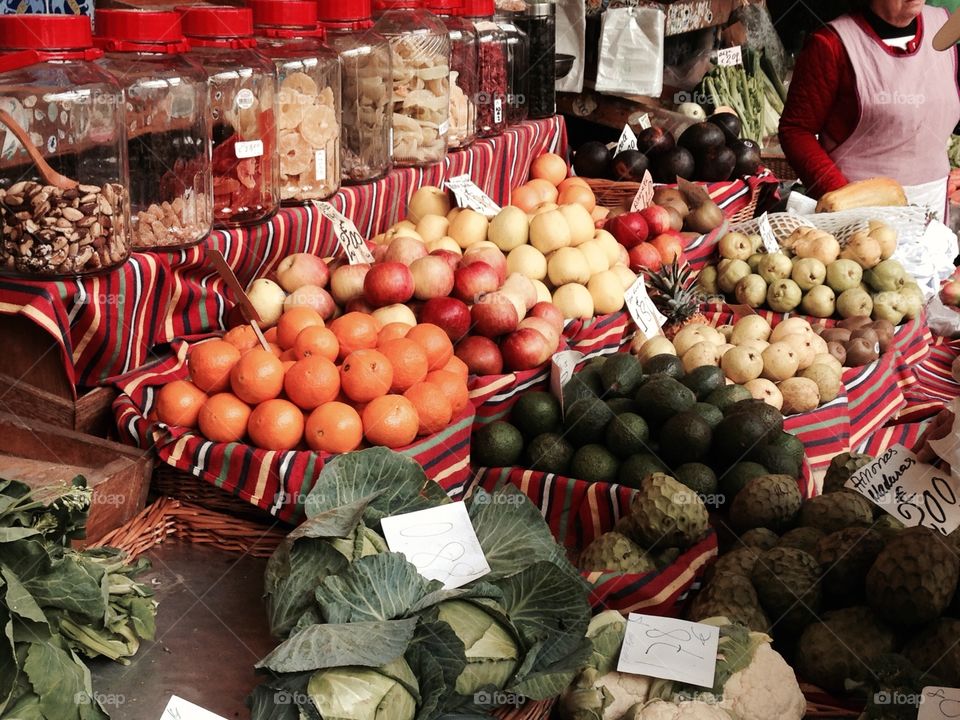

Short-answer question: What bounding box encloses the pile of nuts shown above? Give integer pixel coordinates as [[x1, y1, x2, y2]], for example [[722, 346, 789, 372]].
[[0, 180, 129, 276], [133, 194, 211, 249]]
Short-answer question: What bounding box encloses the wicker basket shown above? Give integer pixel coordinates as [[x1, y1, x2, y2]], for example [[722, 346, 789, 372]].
[[761, 150, 798, 181], [150, 463, 283, 524]]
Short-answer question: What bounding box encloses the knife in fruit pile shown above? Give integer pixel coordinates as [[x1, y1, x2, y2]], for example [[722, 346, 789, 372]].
[[207, 248, 270, 351]]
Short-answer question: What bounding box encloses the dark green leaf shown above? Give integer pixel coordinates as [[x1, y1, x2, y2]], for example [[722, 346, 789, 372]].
[[411, 619, 467, 714], [406, 642, 446, 720], [0, 528, 40, 543], [265, 538, 349, 639], [286, 497, 371, 544], [255, 618, 418, 674], [0, 538, 53, 581], [508, 636, 592, 700], [23, 641, 90, 720], [1, 567, 46, 624], [121, 596, 156, 641], [0, 610, 17, 715], [248, 682, 305, 720], [24, 555, 105, 619]]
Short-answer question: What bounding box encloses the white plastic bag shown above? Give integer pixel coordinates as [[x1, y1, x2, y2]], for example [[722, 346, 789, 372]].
[[555, 0, 585, 93], [595, 7, 665, 97], [925, 294, 960, 338]]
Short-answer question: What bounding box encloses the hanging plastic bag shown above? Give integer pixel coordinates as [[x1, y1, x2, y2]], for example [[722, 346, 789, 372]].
[[595, 6, 664, 97], [556, 0, 585, 93]]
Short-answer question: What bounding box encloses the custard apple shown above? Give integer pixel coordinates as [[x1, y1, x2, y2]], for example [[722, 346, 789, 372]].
[[903, 618, 960, 686], [873, 514, 905, 537], [688, 573, 770, 632], [777, 526, 825, 556], [816, 527, 885, 604], [625, 473, 710, 550], [751, 546, 822, 633], [822, 451, 872, 494], [728, 474, 802, 532], [798, 491, 874, 533], [705, 546, 760, 582], [579, 532, 657, 574], [739, 528, 779, 550]]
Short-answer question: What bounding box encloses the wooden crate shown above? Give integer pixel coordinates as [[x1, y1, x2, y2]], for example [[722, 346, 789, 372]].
[[0, 411, 152, 543]]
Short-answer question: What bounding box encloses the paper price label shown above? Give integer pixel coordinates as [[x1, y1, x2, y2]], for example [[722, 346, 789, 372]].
[[161, 696, 228, 720], [494, 98, 504, 124], [919, 687, 960, 719], [618, 614, 720, 688], [550, 350, 584, 409], [630, 170, 655, 211], [314, 201, 375, 265], [314, 149, 327, 181], [636, 113, 652, 130], [446, 174, 501, 218], [717, 45, 743, 67], [625, 277, 666, 338], [616, 124, 639, 154], [381, 503, 491, 589], [757, 212, 780, 253], [845, 444, 960, 535], [234, 139, 263, 159]]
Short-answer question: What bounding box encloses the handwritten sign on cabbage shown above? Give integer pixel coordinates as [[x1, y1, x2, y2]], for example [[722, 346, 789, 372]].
[[161, 696, 228, 720], [717, 45, 743, 67], [625, 276, 666, 338], [919, 686, 960, 720], [381, 503, 491, 589], [618, 614, 719, 688], [630, 170, 655, 212], [446, 174, 501, 218], [845, 444, 960, 535], [550, 349, 584, 410], [616, 124, 639, 154], [757, 212, 780, 253], [314, 201, 374, 265]]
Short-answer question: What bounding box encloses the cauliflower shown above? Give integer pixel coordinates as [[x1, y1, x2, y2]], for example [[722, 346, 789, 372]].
[[719, 643, 806, 720], [626, 699, 732, 719]]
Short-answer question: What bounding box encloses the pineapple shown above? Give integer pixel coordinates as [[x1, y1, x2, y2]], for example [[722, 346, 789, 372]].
[[645, 260, 709, 339]]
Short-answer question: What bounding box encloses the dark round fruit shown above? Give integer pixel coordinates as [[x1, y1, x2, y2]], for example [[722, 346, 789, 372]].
[[707, 112, 742, 142], [653, 147, 695, 183], [610, 150, 650, 182], [573, 141, 612, 179], [696, 145, 737, 182], [730, 140, 762, 177], [636, 126, 675, 157], [678, 122, 727, 154]]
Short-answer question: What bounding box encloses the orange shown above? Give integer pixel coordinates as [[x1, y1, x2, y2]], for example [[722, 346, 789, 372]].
[[330, 312, 380, 360], [378, 338, 429, 393], [279, 348, 297, 362], [404, 381, 452, 436], [530, 153, 568, 186], [425, 369, 469, 415], [510, 184, 541, 213], [277, 307, 324, 350], [305, 401, 363, 454], [557, 176, 590, 193], [442, 354, 469, 383], [188, 340, 241, 393], [156, 380, 208, 428], [527, 178, 559, 204], [247, 398, 304, 451], [230, 348, 284, 404], [198, 392, 251, 443], [340, 349, 393, 402], [263, 326, 279, 344], [406, 323, 453, 371], [377, 322, 411, 345], [558, 184, 596, 213], [282, 360, 296, 373], [223, 325, 259, 353], [362, 394, 419, 448], [284, 357, 340, 410], [294, 326, 339, 362], [266, 342, 283, 357]]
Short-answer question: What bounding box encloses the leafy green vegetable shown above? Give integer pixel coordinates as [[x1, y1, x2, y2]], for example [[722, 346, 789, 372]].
[[308, 659, 419, 720], [436, 599, 520, 696]]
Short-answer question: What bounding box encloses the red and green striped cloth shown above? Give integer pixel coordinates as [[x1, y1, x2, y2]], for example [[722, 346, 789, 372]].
[[0, 117, 567, 390]]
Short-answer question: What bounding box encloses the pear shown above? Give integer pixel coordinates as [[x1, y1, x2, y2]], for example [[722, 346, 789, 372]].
[[839, 232, 882, 269], [698, 265, 719, 295], [801, 363, 841, 403], [825, 259, 863, 293], [779, 333, 817, 370], [744, 378, 783, 410], [778, 377, 821, 414], [766, 279, 802, 313], [836, 288, 874, 319], [718, 259, 752, 295], [721, 346, 764, 383], [770, 317, 814, 342], [717, 324, 735, 341], [761, 342, 800, 381], [747, 253, 764, 272], [898, 283, 924, 320], [863, 259, 907, 293], [791, 257, 827, 291], [748, 234, 763, 253], [868, 220, 898, 260], [800, 285, 836, 318], [758, 252, 793, 284], [730, 315, 772, 345], [872, 291, 906, 326], [683, 341, 721, 372], [735, 274, 768, 308], [719, 231, 754, 261]]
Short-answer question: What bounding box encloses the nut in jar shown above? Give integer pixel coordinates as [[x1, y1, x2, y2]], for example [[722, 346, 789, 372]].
[[277, 72, 340, 201]]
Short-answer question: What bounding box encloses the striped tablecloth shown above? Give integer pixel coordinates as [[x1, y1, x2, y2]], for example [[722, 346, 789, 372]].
[[0, 117, 567, 390]]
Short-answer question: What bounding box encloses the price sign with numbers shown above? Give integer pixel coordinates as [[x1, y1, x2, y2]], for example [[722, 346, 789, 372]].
[[845, 444, 960, 535], [919, 687, 960, 720], [550, 349, 584, 409], [161, 696, 228, 720], [618, 614, 719, 688], [630, 170, 656, 211], [717, 45, 742, 66], [757, 212, 780, 253], [381, 503, 491, 589], [314, 201, 374, 265], [625, 277, 666, 338], [446, 174, 501, 218], [616, 124, 639, 154]]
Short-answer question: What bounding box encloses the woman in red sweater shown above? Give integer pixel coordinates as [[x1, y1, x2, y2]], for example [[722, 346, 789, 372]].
[[779, 0, 960, 219]]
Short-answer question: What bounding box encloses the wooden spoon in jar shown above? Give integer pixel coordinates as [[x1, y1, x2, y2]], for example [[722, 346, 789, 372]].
[[0, 108, 79, 191]]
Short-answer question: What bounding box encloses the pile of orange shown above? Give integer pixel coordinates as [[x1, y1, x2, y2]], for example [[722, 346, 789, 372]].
[[509, 152, 608, 224], [155, 309, 471, 453]]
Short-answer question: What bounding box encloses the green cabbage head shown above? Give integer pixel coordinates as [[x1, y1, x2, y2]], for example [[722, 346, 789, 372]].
[[307, 657, 418, 720], [436, 599, 520, 695]]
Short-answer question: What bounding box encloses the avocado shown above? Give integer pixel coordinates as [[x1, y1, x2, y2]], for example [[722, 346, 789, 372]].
[[720, 461, 770, 499], [681, 365, 726, 400], [473, 421, 524, 468], [675, 462, 719, 495], [510, 391, 562, 440], [606, 397, 640, 415], [642, 354, 685, 379], [618, 453, 669, 489], [573, 141, 612, 179], [768, 431, 806, 468], [635, 377, 696, 426], [659, 411, 713, 464], [563, 396, 615, 445], [705, 384, 753, 412], [526, 433, 575, 475], [714, 404, 783, 465], [562, 367, 604, 407], [749, 444, 803, 478], [600, 353, 645, 398], [606, 412, 651, 459], [570, 444, 620, 483], [691, 402, 724, 429]]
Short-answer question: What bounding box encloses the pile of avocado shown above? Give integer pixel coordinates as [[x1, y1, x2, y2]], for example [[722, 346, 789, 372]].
[[472, 352, 805, 502]]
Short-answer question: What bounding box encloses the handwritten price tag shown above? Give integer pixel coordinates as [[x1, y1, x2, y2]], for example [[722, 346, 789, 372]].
[[845, 444, 960, 535], [381, 503, 491, 589], [757, 212, 780, 253], [630, 170, 656, 211], [919, 687, 960, 720], [635, 113, 652, 130], [446, 174, 501, 218], [625, 276, 666, 339], [550, 349, 584, 409], [717, 45, 743, 67], [314, 201, 374, 265], [618, 614, 719, 688], [161, 696, 228, 720], [616, 124, 639, 154]]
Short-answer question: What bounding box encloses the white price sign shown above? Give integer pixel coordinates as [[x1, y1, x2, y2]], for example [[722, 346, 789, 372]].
[[630, 170, 655, 211], [618, 614, 720, 688], [234, 139, 263, 159], [161, 696, 228, 720], [382, 503, 490, 589], [757, 212, 780, 253], [919, 687, 960, 720], [314, 201, 375, 265], [616, 124, 639, 154], [625, 277, 666, 338], [635, 113, 652, 130], [845, 444, 960, 535], [717, 45, 743, 67], [446, 174, 501, 218], [550, 350, 584, 409]]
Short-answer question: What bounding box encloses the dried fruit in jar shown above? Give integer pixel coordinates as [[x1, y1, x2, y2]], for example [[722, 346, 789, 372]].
[[389, 36, 450, 164], [277, 73, 339, 202]]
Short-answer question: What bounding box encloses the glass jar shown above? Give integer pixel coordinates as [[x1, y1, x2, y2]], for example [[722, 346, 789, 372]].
[[461, 0, 506, 137], [374, 0, 450, 167], [251, 0, 341, 204], [181, 6, 279, 228], [95, 10, 212, 251], [495, 11, 529, 125], [516, 1, 555, 119], [0, 15, 130, 278], [318, 0, 392, 184], [427, 0, 477, 150]]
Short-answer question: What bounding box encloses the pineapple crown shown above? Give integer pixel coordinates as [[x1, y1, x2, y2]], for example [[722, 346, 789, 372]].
[[645, 260, 700, 322]]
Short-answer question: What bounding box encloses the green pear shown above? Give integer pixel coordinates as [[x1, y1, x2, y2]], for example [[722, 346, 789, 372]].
[[800, 285, 836, 318], [718, 259, 752, 295], [735, 274, 768, 308], [863, 259, 907, 293], [872, 291, 905, 326], [699, 265, 719, 295], [747, 253, 764, 272], [836, 288, 874, 319], [791, 258, 827, 291], [825, 259, 863, 293], [898, 283, 924, 320], [719, 232, 754, 261], [758, 252, 793, 284], [766, 278, 802, 312]]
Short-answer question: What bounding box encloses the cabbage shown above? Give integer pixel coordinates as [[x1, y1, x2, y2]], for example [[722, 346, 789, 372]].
[[436, 600, 520, 695], [308, 658, 419, 720]]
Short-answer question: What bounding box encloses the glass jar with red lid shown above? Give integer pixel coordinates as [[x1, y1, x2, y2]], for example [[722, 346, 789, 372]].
[[495, 10, 529, 125], [317, 0, 392, 184], [180, 5, 279, 228], [461, 0, 506, 138], [95, 9, 212, 251], [0, 15, 131, 278], [250, 0, 341, 204], [426, 0, 477, 150], [373, 0, 451, 167]]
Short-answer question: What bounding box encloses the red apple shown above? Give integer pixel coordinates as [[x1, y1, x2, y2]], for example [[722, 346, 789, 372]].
[[501, 273, 537, 311], [430, 249, 461, 273], [528, 301, 565, 335], [226, 302, 246, 328], [518, 317, 560, 349], [470, 292, 520, 337], [330, 263, 370, 305], [942, 279, 960, 306], [455, 335, 503, 375], [641, 205, 673, 236], [650, 234, 684, 265], [462, 246, 508, 285], [409, 255, 455, 300], [419, 297, 472, 341], [453, 261, 499, 303], [628, 242, 662, 271], [501, 328, 552, 371], [605, 212, 649, 249], [363, 262, 415, 307], [345, 297, 376, 314], [284, 284, 337, 320], [384, 235, 428, 265], [275, 253, 330, 292]]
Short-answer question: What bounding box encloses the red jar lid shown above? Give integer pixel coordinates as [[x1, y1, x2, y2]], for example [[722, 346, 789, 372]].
[[180, 5, 254, 38], [374, 0, 421, 11], [0, 14, 94, 50], [250, 0, 317, 28], [425, 0, 460, 13], [316, 0, 372, 22], [460, 0, 492, 16], [94, 10, 189, 54]]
